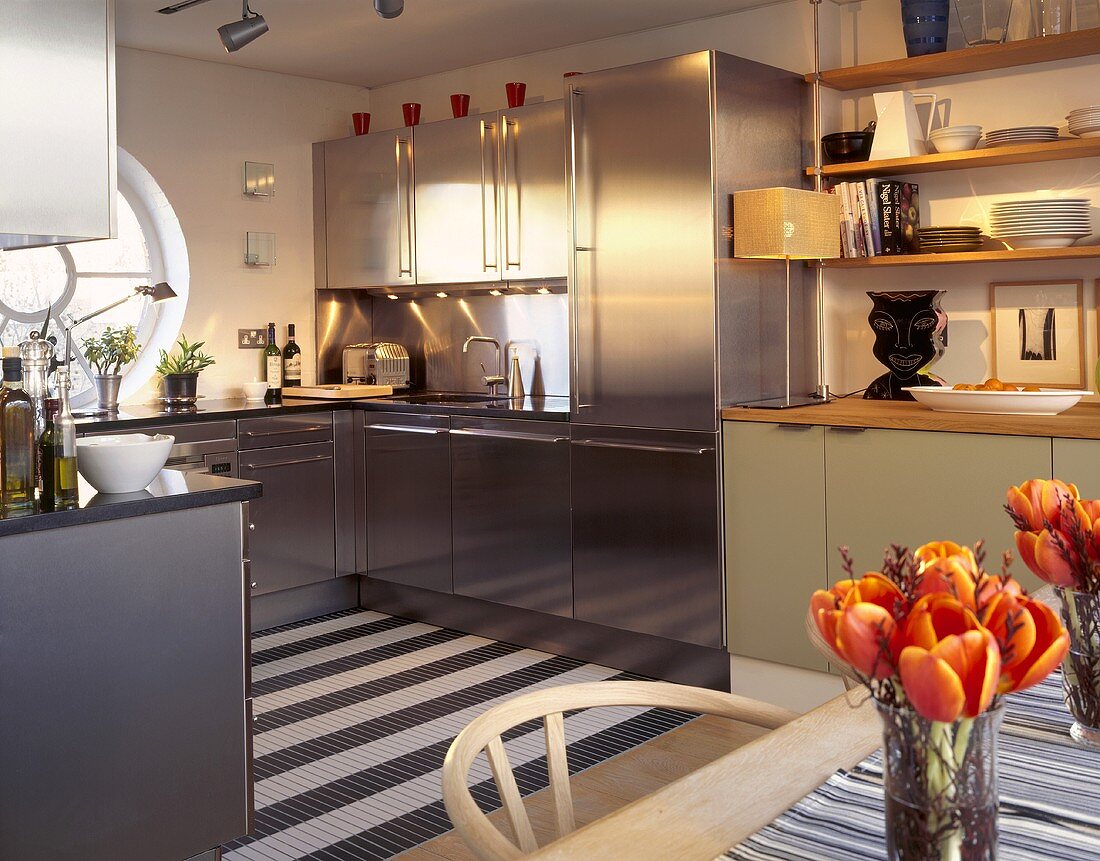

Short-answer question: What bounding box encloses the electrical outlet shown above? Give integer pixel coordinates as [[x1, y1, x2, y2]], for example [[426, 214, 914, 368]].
[[238, 328, 268, 349]]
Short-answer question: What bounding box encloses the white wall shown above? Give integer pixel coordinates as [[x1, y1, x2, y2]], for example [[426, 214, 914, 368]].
[[115, 47, 368, 402], [369, 0, 1100, 396]]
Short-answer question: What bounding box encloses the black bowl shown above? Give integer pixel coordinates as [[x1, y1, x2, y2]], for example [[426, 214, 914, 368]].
[[821, 131, 874, 164]]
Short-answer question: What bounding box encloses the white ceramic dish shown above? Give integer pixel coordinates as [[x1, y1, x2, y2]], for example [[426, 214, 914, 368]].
[[76, 433, 175, 494], [904, 386, 1090, 416], [242, 381, 269, 401], [928, 126, 982, 152], [998, 235, 1084, 248]]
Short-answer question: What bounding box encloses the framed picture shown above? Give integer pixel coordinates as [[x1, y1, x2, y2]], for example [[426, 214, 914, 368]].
[[990, 279, 1085, 389]]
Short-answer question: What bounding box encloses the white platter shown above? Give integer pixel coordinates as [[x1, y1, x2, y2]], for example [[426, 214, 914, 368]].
[[904, 386, 1091, 416]]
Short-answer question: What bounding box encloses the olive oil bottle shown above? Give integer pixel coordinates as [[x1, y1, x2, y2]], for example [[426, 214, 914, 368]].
[[0, 357, 36, 513]]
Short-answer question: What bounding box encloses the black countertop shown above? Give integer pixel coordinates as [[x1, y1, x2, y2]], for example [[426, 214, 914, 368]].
[[0, 470, 261, 538], [75, 394, 572, 432]]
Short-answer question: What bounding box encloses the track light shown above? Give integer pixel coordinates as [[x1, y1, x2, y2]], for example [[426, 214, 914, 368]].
[[218, 0, 268, 52], [374, 0, 404, 18]]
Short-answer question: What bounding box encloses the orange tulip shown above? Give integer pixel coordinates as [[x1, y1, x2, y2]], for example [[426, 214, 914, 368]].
[[903, 593, 982, 652], [915, 554, 978, 608], [982, 590, 1037, 673], [1007, 479, 1078, 532], [997, 598, 1069, 694], [1029, 528, 1079, 587], [835, 602, 898, 680], [899, 628, 1001, 722], [809, 573, 904, 679]]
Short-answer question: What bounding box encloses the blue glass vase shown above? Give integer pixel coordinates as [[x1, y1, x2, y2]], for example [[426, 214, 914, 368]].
[[901, 0, 950, 56]]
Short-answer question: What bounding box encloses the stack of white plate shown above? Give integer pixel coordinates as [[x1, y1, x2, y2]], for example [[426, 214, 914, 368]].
[[1068, 105, 1100, 138], [917, 226, 983, 253], [983, 126, 1060, 147], [990, 199, 1092, 248]]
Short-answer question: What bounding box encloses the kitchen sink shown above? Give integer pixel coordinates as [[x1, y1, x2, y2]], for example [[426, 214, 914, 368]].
[[389, 393, 504, 405]]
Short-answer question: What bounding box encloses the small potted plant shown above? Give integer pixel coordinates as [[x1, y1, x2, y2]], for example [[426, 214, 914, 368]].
[[82, 325, 141, 412], [155, 334, 215, 401]]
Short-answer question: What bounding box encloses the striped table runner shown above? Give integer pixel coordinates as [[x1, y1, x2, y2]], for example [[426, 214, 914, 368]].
[[721, 672, 1100, 860]]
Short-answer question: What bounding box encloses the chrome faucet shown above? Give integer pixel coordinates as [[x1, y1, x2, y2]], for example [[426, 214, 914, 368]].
[[463, 336, 506, 396]]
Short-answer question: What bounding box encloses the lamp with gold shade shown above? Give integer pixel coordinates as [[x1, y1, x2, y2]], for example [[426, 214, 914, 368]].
[[732, 186, 840, 409]]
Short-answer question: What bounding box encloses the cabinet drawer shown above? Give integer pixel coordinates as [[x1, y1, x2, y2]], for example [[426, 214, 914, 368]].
[[238, 412, 333, 450], [240, 441, 336, 595]]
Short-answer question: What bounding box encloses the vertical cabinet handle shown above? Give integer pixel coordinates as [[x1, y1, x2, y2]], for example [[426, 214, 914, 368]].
[[396, 136, 414, 278], [501, 116, 520, 270], [480, 120, 499, 272], [569, 87, 595, 410]]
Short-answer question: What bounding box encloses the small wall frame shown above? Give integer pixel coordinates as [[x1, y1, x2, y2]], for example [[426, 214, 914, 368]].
[[990, 279, 1085, 389], [245, 231, 276, 266], [243, 162, 275, 197]]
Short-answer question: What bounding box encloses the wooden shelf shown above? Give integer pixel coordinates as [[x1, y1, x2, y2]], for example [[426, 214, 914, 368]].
[[813, 245, 1100, 267], [808, 28, 1100, 91], [808, 137, 1100, 178]]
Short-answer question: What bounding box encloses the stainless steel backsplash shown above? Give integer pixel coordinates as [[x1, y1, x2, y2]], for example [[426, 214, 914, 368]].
[[318, 292, 570, 395], [375, 293, 569, 395]]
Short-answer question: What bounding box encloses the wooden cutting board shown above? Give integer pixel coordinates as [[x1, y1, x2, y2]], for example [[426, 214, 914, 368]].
[[283, 384, 394, 399]]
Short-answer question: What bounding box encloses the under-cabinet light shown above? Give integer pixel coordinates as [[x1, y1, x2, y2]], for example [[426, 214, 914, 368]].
[[489, 289, 503, 296], [385, 294, 399, 300], [435, 292, 449, 299]]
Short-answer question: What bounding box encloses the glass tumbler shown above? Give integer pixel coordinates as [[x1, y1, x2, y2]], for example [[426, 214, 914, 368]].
[[953, 0, 1014, 43]]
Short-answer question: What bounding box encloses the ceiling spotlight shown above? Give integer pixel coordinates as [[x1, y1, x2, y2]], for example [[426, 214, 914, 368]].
[[374, 0, 404, 19], [218, 1, 268, 52]]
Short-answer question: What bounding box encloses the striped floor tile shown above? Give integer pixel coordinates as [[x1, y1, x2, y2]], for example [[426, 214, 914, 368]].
[[223, 609, 694, 861]]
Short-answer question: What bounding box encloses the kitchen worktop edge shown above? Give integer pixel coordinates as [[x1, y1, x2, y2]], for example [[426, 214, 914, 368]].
[[0, 471, 261, 538], [723, 399, 1100, 440], [76, 396, 572, 431]]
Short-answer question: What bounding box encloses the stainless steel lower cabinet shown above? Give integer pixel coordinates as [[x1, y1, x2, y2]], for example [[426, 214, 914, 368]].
[[570, 425, 723, 648], [450, 418, 572, 616], [364, 412, 453, 593], [239, 441, 336, 595]]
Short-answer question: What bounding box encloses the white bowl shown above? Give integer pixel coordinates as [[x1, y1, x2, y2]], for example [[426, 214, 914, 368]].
[[242, 381, 269, 401], [76, 433, 175, 494], [928, 128, 981, 152], [904, 386, 1090, 416]]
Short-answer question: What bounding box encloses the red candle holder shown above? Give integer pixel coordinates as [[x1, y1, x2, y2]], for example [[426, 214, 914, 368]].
[[450, 93, 470, 118], [352, 112, 371, 135], [505, 82, 526, 108], [402, 102, 422, 126]]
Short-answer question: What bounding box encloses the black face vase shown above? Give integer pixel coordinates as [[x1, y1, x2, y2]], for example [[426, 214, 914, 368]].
[[864, 290, 947, 400]]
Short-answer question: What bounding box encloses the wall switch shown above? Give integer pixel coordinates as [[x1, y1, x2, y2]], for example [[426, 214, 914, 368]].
[[238, 328, 267, 349]]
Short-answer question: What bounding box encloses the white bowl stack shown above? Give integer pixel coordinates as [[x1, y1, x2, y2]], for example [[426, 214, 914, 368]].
[[983, 126, 1059, 146], [1068, 105, 1100, 138], [989, 198, 1092, 248], [928, 125, 982, 153]]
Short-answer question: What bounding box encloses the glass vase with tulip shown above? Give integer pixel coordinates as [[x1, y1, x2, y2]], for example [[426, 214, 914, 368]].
[[809, 541, 1069, 861], [1007, 478, 1100, 746]]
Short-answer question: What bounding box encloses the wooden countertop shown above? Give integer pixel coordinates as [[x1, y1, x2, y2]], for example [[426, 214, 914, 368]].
[[722, 398, 1100, 440]]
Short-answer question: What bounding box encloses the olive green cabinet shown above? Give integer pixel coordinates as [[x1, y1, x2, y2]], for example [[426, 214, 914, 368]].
[[724, 421, 1055, 671], [824, 427, 1049, 590], [1053, 438, 1100, 497], [724, 422, 828, 672]]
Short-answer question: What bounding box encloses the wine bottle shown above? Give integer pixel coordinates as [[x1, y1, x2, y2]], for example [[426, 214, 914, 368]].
[[283, 323, 302, 388], [0, 357, 36, 513], [264, 322, 282, 404]]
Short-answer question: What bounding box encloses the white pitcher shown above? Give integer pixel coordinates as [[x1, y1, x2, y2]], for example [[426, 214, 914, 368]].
[[869, 91, 937, 160]]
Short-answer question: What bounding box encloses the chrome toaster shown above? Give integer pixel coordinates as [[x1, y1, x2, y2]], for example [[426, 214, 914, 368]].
[[343, 342, 411, 389]]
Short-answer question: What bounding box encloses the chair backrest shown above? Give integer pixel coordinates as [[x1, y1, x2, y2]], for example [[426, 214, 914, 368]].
[[441, 680, 799, 861]]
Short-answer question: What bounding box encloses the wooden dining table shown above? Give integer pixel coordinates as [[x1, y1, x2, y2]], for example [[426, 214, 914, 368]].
[[524, 689, 881, 860]]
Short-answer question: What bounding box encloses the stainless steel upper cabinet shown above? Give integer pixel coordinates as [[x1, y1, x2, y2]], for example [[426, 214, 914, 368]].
[[568, 53, 718, 431], [0, 0, 116, 249], [499, 101, 567, 281], [319, 132, 415, 289], [413, 114, 501, 285]]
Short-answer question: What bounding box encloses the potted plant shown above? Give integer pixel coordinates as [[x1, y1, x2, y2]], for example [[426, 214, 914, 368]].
[[155, 334, 215, 401], [82, 325, 141, 412], [809, 540, 1068, 860]]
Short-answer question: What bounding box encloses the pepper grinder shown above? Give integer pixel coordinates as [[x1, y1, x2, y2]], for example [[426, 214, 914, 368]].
[[508, 348, 524, 401]]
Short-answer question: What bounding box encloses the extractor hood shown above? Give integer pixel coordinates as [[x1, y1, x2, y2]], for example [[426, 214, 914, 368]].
[[0, 0, 117, 250]]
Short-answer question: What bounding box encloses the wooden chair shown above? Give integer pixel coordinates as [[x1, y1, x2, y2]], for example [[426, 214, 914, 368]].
[[441, 680, 800, 861]]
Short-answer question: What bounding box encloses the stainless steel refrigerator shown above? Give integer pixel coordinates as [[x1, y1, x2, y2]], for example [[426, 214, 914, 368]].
[[567, 51, 804, 649]]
